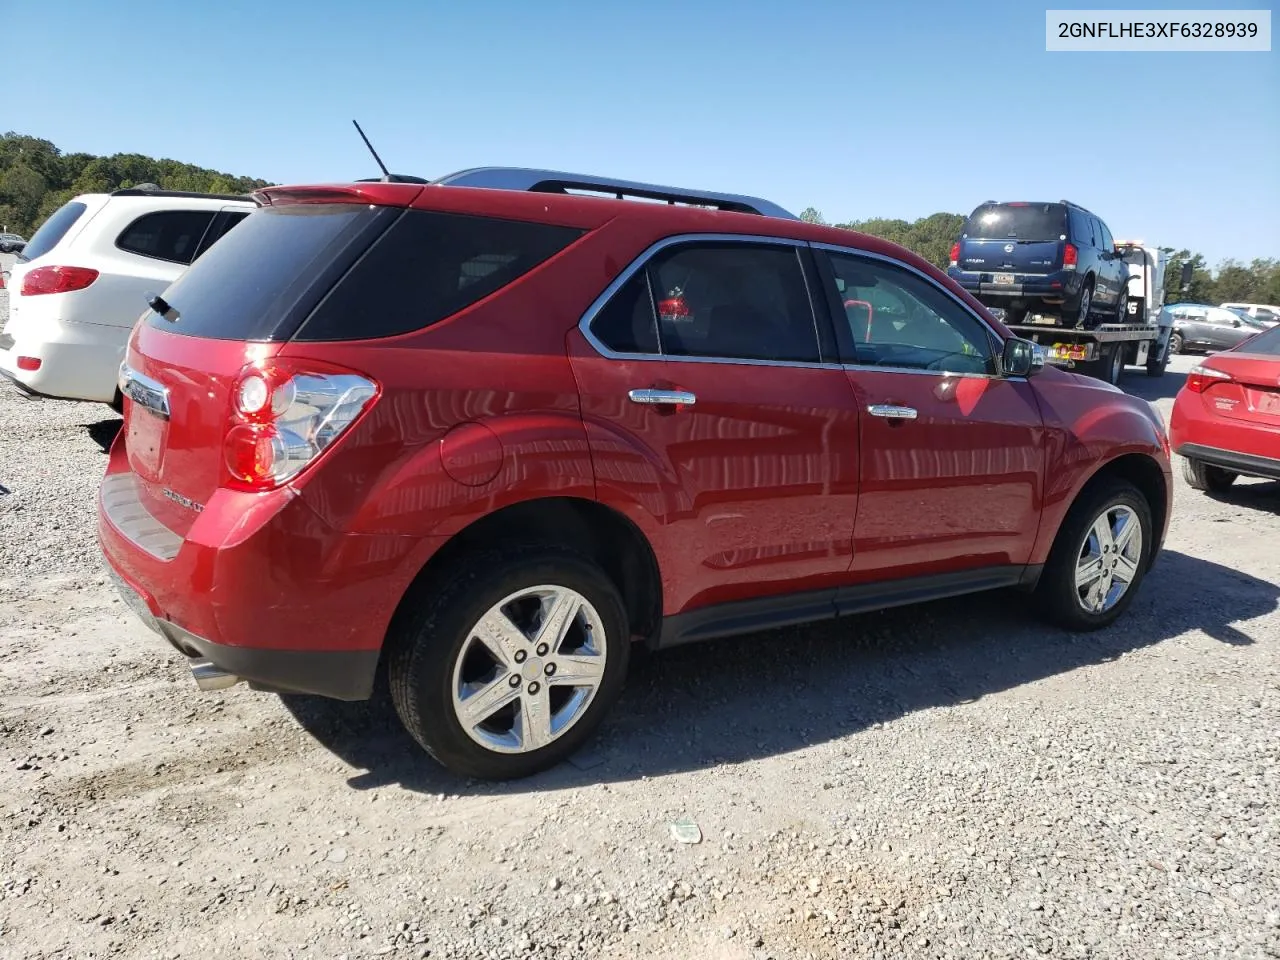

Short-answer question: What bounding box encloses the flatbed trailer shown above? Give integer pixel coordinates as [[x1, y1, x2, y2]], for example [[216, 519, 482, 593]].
[[1003, 319, 1169, 384], [988, 242, 1174, 384]]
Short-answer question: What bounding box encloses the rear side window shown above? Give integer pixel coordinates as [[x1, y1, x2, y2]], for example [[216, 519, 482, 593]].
[[116, 210, 217, 264], [963, 203, 1067, 242], [296, 210, 584, 341], [1242, 324, 1280, 355], [645, 243, 819, 363], [20, 201, 88, 261], [591, 274, 660, 354], [147, 204, 397, 341]]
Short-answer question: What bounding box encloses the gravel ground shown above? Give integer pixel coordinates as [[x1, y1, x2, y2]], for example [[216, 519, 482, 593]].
[[1, 275, 1278, 959]]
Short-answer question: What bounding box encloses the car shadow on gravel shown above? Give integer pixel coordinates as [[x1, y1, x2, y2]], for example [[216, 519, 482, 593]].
[[1195, 480, 1280, 516], [86, 417, 123, 453], [281, 549, 1278, 794]]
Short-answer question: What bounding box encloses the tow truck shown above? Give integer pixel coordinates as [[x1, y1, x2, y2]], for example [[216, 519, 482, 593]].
[[992, 243, 1184, 384]]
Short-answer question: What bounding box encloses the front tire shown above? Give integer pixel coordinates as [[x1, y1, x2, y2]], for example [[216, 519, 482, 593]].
[[1036, 479, 1153, 631], [388, 545, 630, 780], [1182, 457, 1237, 494], [1168, 330, 1184, 355]]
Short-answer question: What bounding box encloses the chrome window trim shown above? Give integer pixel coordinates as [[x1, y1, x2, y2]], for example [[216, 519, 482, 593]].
[[811, 240, 1012, 380], [577, 232, 842, 371]]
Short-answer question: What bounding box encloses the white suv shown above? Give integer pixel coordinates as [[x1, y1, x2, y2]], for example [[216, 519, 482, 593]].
[[1220, 302, 1280, 328], [0, 188, 255, 407]]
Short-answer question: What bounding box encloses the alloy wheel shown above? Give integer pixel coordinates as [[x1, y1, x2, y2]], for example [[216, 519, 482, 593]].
[[450, 585, 608, 754], [1074, 505, 1143, 614]]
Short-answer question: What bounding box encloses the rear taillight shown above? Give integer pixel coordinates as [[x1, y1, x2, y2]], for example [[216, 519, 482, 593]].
[[948, 242, 959, 268], [16, 356, 41, 371], [1185, 364, 1232, 394], [223, 363, 378, 490], [20, 265, 100, 296], [1062, 244, 1078, 270]]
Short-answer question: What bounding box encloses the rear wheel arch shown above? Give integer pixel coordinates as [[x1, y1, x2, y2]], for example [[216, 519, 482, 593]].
[[388, 496, 664, 654]]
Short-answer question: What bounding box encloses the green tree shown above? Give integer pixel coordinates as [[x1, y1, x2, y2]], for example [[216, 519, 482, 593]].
[[0, 131, 272, 237], [799, 206, 827, 225]]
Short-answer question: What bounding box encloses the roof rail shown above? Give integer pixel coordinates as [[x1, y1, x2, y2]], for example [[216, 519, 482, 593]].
[[111, 186, 252, 202], [431, 167, 798, 220]]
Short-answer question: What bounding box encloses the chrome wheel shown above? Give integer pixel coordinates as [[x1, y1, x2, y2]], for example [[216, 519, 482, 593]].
[[450, 585, 607, 755], [1074, 505, 1143, 613]]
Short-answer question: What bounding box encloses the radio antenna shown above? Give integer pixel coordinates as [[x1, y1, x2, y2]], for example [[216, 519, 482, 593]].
[[352, 119, 392, 181]]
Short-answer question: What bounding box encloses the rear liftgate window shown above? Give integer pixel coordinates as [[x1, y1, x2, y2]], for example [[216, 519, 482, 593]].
[[963, 204, 1067, 242], [295, 210, 585, 341], [145, 203, 396, 340]]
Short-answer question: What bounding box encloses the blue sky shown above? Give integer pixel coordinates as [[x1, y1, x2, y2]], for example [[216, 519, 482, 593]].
[[5, 0, 1277, 266]]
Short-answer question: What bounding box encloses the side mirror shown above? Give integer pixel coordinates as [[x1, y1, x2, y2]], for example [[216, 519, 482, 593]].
[[1003, 338, 1045, 377], [1179, 261, 1194, 290]]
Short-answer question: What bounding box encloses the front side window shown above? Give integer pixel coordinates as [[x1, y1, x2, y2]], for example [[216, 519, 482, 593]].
[[825, 251, 996, 375], [116, 210, 217, 264]]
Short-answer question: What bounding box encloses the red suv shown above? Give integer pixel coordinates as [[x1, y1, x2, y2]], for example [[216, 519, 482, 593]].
[[99, 169, 1173, 780]]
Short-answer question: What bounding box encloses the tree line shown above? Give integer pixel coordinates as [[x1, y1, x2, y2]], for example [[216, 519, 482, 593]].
[[0, 132, 270, 237], [2, 131, 1274, 308], [799, 207, 1280, 308]]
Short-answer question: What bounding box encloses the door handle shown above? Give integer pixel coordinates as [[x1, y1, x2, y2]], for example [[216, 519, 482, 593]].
[[628, 388, 697, 407], [867, 403, 917, 420]]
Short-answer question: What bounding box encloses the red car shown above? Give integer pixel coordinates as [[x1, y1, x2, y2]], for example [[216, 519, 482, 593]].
[[100, 169, 1172, 780], [1170, 322, 1280, 493]]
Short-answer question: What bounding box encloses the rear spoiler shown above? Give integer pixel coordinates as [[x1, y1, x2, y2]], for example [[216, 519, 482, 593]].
[[253, 183, 425, 207]]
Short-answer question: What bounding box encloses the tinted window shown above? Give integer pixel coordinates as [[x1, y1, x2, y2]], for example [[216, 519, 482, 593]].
[[963, 203, 1067, 242], [644, 243, 819, 363], [116, 210, 217, 264], [147, 203, 396, 340], [826, 251, 995, 375], [1097, 219, 1114, 251], [298, 210, 583, 341], [19, 201, 88, 262], [591, 274, 659, 354], [1069, 209, 1093, 245], [1241, 324, 1280, 355]]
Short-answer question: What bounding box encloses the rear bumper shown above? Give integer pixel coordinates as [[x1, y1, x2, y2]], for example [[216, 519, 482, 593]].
[[0, 315, 128, 403], [1170, 389, 1280, 480], [106, 564, 379, 699], [1175, 442, 1280, 481], [948, 269, 1080, 303], [97, 435, 436, 701]]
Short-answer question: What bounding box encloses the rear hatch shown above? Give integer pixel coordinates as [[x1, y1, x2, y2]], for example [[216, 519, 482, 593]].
[[4, 196, 106, 340], [957, 202, 1068, 278], [1194, 325, 1280, 428], [121, 187, 411, 536]]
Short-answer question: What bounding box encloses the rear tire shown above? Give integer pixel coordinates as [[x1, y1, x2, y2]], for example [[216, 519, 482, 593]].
[[1036, 479, 1153, 631], [1073, 283, 1095, 330], [1146, 340, 1169, 377], [109, 390, 124, 415], [1181, 457, 1237, 494], [387, 544, 630, 780]]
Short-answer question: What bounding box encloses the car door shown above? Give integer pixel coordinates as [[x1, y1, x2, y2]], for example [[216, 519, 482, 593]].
[[568, 237, 861, 617], [1095, 218, 1122, 311], [813, 245, 1045, 582]]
